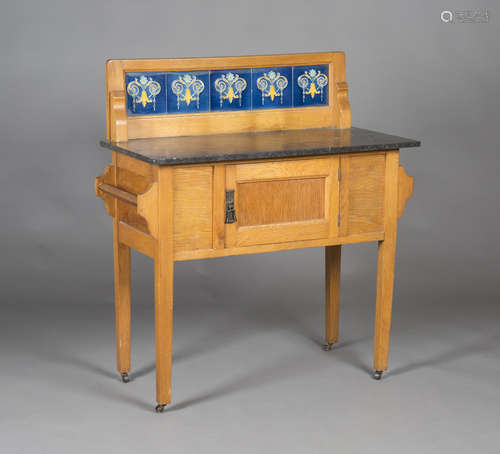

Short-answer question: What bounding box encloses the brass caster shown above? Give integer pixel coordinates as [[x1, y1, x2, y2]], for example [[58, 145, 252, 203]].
[[373, 370, 383, 380], [121, 373, 130, 383], [155, 404, 166, 413], [322, 343, 334, 351]]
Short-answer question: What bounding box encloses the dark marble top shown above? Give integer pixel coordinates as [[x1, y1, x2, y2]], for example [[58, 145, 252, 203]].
[[100, 127, 420, 165]]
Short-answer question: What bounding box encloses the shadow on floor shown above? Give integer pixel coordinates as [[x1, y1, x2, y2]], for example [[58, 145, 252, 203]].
[[388, 333, 500, 378], [167, 353, 330, 412], [35, 333, 500, 412]]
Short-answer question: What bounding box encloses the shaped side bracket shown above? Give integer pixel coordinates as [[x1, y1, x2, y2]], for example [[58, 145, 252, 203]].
[[334, 81, 351, 128], [95, 168, 158, 237], [109, 91, 128, 142], [95, 165, 115, 217], [137, 183, 158, 238], [397, 165, 414, 219]]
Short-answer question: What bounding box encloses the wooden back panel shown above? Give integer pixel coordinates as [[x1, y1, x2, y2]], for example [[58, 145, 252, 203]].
[[106, 52, 350, 141]]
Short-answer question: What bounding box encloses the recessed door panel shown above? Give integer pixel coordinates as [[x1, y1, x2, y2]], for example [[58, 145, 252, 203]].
[[225, 157, 339, 247]]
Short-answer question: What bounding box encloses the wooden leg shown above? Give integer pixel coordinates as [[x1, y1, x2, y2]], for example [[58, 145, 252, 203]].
[[154, 167, 174, 412], [373, 238, 397, 374], [113, 237, 131, 380], [324, 245, 341, 350], [373, 150, 399, 378], [112, 152, 131, 383], [154, 252, 174, 410]]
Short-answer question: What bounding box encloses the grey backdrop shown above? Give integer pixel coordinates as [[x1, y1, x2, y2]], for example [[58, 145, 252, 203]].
[[1, 1, 500, 453]]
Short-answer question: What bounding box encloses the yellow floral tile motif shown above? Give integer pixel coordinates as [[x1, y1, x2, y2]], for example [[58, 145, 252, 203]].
[[125, 65, 328, 115], [297, 69, 328, 102], [171, 74, 205, 110], [214, 72, 248, 107], [126, 75, 162, 112], [256, 70, 288, 105]]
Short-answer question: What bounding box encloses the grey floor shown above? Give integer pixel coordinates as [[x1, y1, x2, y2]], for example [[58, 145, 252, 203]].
[[2, 240, 499, 454]]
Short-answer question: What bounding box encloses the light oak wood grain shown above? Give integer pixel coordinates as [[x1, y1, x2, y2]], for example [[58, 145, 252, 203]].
[[237, 178, 325, 226], [334, 82, 351, 129], [174, 232, 384, 261], [119, 222, 156, 258], [340, 153, 385, 236], [212, 165, 226, 249], [127, 107, 336, 139], [154, 166, 174, 406], [137, 183, 158, 237], [112, 152, 131, 375], [95, 165, 115, 216], [172, 167, 213, 251], [109, 91, 128, 142], [374, 150, 399, 372], [116, 163, 155, 235], [98, 182, 137, 205], [117, 153, 154, 178], [325, 245, 341, 345], [225, 157, 337, 247]]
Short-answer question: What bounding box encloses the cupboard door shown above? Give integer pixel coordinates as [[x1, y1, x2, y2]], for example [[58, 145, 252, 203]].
[[339, 153, 385, 236], [225, 157, 339, 247]]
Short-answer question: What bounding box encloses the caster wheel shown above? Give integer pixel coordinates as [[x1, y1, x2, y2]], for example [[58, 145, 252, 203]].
[[155, 404, 166, 413], [322, 343, 333, 351], [121, 373, 130, 383], [373, 370, 383, 380]]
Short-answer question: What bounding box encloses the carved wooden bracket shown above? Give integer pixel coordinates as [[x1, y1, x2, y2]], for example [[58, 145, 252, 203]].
[[95, 165, 115, 217], [335, 81, 351, 129], [137, 183, 158, 238], [397, 165, 414, 219], [109, 91, 128, 142], [95, 167, 158, 237]]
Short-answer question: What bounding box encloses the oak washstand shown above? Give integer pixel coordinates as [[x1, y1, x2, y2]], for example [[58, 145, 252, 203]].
[[95, 52, 420, 412]]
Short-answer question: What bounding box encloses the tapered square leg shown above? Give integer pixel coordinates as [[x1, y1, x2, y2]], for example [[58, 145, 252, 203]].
[[154, 253, 173, 409], [373, 238, 397, 373], [113, 228, 131, 380], [111, 153, 132, 382], [154, 166, 174, 412], [324, 245, 341, 350], [373, 150, 399, 378], [113, 154, 130, 382]]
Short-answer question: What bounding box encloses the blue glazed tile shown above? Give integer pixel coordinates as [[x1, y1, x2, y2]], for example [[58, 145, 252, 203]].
[[166, 71, 209, 114], [210, 69, 251, 112], [293, 65, 329, 107], [251, 67, 292, 109], [126, 73, 166, 115]]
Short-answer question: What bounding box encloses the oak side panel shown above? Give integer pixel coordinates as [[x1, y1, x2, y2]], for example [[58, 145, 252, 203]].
[[173, 166, 213, 251], [340, 153, 385, 236]]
